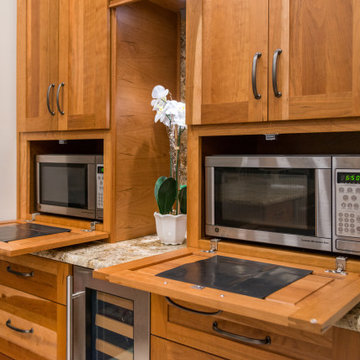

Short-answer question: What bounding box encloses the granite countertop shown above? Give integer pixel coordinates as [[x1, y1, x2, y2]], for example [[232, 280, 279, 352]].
[[34, 235, 185, 270], [34, 236, 360, 333]]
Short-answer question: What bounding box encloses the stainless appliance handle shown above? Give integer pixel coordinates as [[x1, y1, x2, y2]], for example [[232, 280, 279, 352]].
[[252, 52, 262, 100], [66, 275, 73, 360], [315, 169, 332, 239], [212, 322, 271, 345]]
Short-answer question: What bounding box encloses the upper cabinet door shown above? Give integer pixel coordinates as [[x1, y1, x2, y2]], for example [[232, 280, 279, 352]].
[[189, 0, 268, 125], [269, 0, 360, 121], [17, 0, 59, 132], [58, 0, 110, 131]]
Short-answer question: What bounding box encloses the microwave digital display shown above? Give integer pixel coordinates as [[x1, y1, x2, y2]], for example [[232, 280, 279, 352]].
[[337, 172, 360, 184]]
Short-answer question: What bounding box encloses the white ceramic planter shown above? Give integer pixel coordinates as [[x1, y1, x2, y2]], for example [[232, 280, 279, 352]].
[[154, 212, 187, 245]]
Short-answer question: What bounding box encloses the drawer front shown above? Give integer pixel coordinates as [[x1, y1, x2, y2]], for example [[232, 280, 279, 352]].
[[0, 284, 66, 360], [151, 336, 225, 360], [151, 295, 333, 360], [0, 254, 71, 304]]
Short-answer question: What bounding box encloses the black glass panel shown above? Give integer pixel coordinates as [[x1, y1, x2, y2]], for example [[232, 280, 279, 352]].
[[215, 167, 315, 236], [86, 290, 134, 360], [157, 255, 312, 299], [40, 163, 88, 208]]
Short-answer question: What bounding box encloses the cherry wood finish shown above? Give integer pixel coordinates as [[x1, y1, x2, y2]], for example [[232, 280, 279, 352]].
[[0, 284, 66, 360], [269, 0, 360, 121], [151, 294, 360, 360], [0, 220, 108, 257], [0, 254, 71, 305], [151, 336, 225, 360], [58, 0, 110, 130], [17, 0, 59, 132], [94, 248, 360, 334], [188, 0, 268, 125], [17, 0, 110, 132]]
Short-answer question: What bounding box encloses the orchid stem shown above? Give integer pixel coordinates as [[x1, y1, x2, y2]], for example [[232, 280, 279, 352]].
[[175, 126, 183, 215]]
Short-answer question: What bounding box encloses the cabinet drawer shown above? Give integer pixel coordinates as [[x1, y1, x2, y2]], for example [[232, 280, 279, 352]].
[[151, 336, 225, 360], [151, 295, 333, 360], [0, 254, 71, 304], [0, 284, 66, 360]]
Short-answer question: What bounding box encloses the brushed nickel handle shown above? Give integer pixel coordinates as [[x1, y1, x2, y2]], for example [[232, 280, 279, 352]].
[[56, 82, 65, 115], [213, 322, 271, 345], [47, 84, 56, 115], [6, 319, 33, 334], [272, 49, 282, 98], [6, 266, 33, 278], [252, 52, 262, 100], [165, 297, 222, 316]]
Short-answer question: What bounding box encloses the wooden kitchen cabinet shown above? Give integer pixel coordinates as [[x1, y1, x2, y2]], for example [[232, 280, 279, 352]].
[[17, 0, 110, 132], [0, 255, 70, 360], [187, 0, 360, 125]]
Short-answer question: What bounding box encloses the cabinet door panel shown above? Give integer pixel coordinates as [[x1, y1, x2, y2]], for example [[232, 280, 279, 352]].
[[17, 0, 59, 132], [269, 0, 360, 121], [201, 0, 268, 124], [59, 0, 110, 130]]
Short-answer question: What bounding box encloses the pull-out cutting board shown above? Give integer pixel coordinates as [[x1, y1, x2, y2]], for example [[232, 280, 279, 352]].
[[0, 220, 108, 257], [94, 248, 360, 334]]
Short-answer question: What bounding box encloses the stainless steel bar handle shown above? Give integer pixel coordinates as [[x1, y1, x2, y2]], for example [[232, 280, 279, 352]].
[[56, 82, 65, 115], [6, 266, 33, 278], [6, 319, 33, 334], [47, 84, 56, 116], [66, 275, 73, 360], [165, 297, 223, 316], [212, 322, 271, 345], [272, 49, 282, 98], [252, 52, 262, 100]]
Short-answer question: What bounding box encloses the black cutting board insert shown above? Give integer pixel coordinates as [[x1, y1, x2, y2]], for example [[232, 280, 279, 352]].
[[0, 223, 71, 243], [156, 255, 312, 299]]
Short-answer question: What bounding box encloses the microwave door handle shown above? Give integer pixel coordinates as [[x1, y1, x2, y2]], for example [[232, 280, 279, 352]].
[[315, 169, 332, 239]]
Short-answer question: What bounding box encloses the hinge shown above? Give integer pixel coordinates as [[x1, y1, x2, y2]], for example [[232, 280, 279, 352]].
[[202, 238, 220, 253], [26, 213, 40, 222], [325, 256, 348, 276], [81, 221, 100, 233]]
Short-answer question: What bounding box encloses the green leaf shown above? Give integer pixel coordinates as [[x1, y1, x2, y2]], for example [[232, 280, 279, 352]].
[[155, 177, 177, 214], [179, 185, 187, 214]]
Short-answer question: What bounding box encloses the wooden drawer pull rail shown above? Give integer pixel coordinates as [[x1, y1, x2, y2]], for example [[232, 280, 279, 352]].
[[212, 322, 271, 345], [6, 266, 33, 278], [165, 297, 223, 316], [5, 319, 34, 334]]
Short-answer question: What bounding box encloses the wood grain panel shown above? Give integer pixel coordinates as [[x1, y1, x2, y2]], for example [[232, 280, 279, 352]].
[[0, 285, 65, 360], [201, 0, 268, 124], [96, 249, 360, 334], [96, 314, 133, 339], [59, 0, 110, 130], [97, 292, 133, 310], [17, 0, 59, 132], [269, 0, 360, 121], [112, 1, 176, 240], [0, 254, 71, 305], [0, 221, 108, 257], [151, 336, 225, 360]]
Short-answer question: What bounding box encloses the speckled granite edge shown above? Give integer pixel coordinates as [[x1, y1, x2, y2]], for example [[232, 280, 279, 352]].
[[34, 237, 360, 333]]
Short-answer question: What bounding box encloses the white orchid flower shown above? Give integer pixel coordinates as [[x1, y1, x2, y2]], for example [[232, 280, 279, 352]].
[[152, 85, 169, 99]]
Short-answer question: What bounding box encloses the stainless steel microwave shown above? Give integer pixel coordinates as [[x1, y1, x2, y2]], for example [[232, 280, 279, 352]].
[[36, 155, 104, 220], [205, 155, 360, 255]]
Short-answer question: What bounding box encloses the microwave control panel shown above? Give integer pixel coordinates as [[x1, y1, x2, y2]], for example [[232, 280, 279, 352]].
[[335, 169, 360, 238], [96, 164, 104, 210]]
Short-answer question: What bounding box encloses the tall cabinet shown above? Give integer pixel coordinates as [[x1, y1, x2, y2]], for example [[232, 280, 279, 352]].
[[187, 0, 360, 125], [17, 0, 110, 132]]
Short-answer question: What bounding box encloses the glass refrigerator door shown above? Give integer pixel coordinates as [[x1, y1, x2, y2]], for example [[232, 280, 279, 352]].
[[87, 290, 134, 360]]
